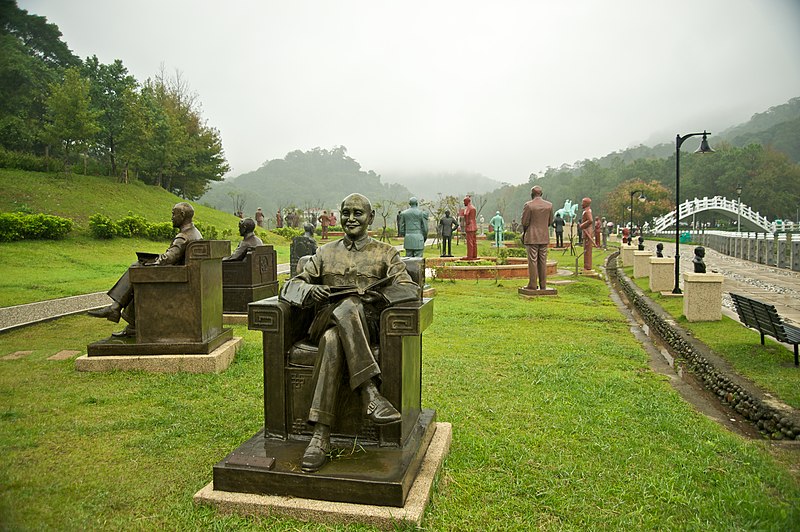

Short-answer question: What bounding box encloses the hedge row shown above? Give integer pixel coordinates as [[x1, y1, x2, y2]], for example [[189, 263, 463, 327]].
[[88, 213, 228, 241], [0, 212, 74, 242]]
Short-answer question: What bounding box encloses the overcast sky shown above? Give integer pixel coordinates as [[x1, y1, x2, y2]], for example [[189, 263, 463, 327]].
[[19, 0, 800, 184]]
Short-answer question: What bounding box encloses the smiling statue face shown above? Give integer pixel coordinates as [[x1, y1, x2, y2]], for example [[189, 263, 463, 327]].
[[340, 194, 374, 240]]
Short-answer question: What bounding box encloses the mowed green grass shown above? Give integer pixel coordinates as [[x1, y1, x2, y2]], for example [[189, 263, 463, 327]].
[[628, 270, 800, 409], [1, 278, 797, 530]]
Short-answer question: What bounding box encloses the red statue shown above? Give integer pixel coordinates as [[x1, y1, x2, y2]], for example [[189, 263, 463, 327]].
[[461, 196, 478, 260], [578, 197, 594, 271]]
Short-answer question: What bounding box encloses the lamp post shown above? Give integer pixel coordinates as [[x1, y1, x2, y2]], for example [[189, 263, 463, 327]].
[[736, 183, 743, 234], [629, 190, 646, 243], [673, 131, 714, 294]]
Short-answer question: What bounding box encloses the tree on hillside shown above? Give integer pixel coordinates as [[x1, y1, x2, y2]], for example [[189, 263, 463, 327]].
[[43, 67, 99, 174], [604, 179, 671, 228], [134, 70, 229, 199], [82, 56, 138, 178], [0, 0, 80, 153]]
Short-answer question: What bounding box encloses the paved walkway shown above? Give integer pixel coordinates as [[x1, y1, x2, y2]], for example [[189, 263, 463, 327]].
[[3, 245, 799, 333], [639, 241, 800, 325]]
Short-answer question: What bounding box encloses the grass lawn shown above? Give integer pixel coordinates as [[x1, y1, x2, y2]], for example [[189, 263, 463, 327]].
[[1, 276, 798, 530], [627, 269, 800, 409]]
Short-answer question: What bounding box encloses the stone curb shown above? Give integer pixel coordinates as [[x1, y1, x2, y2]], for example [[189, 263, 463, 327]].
[[607, 252, 800, 440]]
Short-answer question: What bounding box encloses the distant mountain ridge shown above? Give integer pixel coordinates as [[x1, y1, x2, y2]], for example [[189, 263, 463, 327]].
[[200, 146, 412, 217]]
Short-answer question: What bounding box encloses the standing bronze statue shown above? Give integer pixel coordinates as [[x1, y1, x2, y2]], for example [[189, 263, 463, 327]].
[[578, 197, 594, 271], [521, 186, 553, 290], [398, 197, 429, 258], [438, 210, 459, 257], [223, 218, 263, 261], [279, 193, 420, 473], [87, 202, 202, 337]]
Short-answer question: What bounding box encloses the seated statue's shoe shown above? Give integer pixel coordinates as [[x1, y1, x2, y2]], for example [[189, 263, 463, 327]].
[[87, 305, 121, 323], [301, 434, 330, 473], [111, 325, 136, 338], [365, 395, 401, 425]]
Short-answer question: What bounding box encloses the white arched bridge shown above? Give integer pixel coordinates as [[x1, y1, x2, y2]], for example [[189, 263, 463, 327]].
[[652, 196, 773, 234]]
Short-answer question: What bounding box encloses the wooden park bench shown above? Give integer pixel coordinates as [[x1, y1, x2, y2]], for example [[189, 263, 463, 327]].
[[730, 293, 800, 366]]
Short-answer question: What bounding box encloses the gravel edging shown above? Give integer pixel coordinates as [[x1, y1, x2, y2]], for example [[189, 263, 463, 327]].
[[606, 251, 800, 441]]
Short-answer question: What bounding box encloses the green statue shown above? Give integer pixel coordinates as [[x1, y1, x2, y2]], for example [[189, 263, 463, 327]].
[[490, 211, 505, 247], [398, 197, 429, 258]]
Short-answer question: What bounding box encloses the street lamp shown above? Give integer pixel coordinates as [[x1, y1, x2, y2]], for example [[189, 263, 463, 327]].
[[736, 183, 743, 234], [629, 190, 646, 243], [673, 131, 714, 294]]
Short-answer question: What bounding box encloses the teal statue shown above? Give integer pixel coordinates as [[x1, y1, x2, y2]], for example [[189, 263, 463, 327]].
[[489, 211, 505, 247], [398, 197, 429, 258]]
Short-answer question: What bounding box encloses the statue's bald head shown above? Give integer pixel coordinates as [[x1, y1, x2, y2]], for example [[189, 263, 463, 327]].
[[341, 193, 372, 213], [531, 186, 543, 198]]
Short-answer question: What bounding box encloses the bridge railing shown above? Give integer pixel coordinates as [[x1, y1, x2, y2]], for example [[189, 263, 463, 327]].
[[652, 196, 773, 234]]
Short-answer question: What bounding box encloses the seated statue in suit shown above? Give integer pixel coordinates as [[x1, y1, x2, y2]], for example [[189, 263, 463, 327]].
[[279, 193, 420, 472], [87, 202, 202, 337], [223, 218, 263, 261]]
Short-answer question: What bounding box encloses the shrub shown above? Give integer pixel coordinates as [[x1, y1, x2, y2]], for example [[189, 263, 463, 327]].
[[0, 212, 73, 241], [194, 221, 219, 240], [115, 212, 148, 237], [0, 147, 51, 173], [144, 222, 175, 241], [88, 213, 118, 239], [271, 227, 303, 239]]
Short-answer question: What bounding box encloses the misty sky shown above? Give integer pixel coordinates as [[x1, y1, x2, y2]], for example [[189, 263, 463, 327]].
[[19, 0, 800, 184]]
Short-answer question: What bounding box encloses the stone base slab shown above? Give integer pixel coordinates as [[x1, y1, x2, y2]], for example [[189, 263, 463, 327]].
[[518, 287, 558, 297], [75, 337, 241, 373], [223, 314, 248, 325], [194, 422, 452, 530], [578, 269, 601, 278], [683, 272, 724, 322]]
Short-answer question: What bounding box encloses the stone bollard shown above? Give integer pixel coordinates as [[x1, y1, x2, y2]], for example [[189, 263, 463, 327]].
[[633, 250, 652, 278], [682, 272, 724, 322], [620, 245, 635, 267], [649, 257, 674, 293]]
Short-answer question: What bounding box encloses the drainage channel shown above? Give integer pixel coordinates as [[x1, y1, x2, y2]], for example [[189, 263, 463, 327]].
[[606, 272, 763, 440]]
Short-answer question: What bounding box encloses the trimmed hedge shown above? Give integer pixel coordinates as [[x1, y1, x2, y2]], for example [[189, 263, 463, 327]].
[[88, 212, 224, 242], [0, 212, 73, 241]]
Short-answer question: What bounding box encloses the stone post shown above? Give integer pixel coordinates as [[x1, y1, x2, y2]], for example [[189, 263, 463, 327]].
[[620, 244, 635, 267], [633, 250, 652, 278], [649, 257, 674, 293], [682, 272, 724, 322]]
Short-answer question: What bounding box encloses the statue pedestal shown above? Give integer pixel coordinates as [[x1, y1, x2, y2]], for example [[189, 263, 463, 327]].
[[620, 245, 635, 267], [683, 272, 724, 322], [633, 250, 652, 278], [649, 257, 675, 293], [518, 287, 558, 297]]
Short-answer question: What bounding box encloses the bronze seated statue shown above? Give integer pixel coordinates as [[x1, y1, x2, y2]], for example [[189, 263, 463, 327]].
[[87, 203, 231, 355], [212, 193, 436, 507]]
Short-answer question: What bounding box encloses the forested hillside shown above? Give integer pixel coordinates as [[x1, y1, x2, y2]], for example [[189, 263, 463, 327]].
[[482, 98, 800, 224], [0, 1, 228, 199], [200, 146, 412, 218]]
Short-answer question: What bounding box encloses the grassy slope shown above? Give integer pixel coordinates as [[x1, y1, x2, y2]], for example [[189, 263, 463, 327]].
[[0, 168, 290, 306], [0, 279, 797, 530]]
